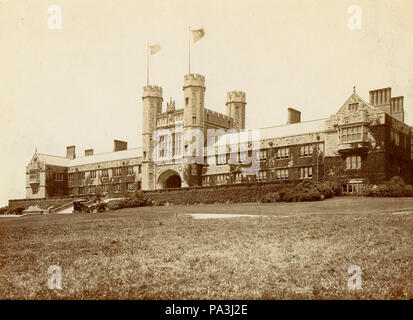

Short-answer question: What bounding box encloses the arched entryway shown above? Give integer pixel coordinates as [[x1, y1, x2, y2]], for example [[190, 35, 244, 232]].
[[157, 169, 182, 189]]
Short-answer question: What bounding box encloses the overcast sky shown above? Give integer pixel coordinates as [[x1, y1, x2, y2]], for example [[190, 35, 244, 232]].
[[1, 0, 412, 206]]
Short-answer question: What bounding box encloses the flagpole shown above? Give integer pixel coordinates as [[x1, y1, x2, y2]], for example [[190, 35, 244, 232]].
[[188, 25, 191, 74], [146, 42, 149, 86]]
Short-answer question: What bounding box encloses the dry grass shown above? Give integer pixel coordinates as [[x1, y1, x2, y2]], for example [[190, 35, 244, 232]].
[[0, 197, 412, 299]]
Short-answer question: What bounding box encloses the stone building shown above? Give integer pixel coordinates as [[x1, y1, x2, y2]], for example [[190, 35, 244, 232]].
[[25, 74, 413, 199]]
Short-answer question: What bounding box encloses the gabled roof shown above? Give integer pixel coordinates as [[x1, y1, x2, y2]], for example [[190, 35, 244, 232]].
[[336, 92, 375, 114], [37, 154, 71, 167], [36, 148, 142, 168], [70, 148, 142, 166], [213, 118, 327, 148]]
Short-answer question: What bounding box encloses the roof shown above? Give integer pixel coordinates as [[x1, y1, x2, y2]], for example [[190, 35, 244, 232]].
[[213, 118, 327, 147], [37, 148, 142, 168], [70, 148, 142, 166], [37, 154, 71, 167]]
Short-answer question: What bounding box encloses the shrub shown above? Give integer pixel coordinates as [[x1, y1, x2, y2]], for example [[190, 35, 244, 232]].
[[0, 206, 9, 215], [362, 176, 413, 198], [260, 192, 280, 203]]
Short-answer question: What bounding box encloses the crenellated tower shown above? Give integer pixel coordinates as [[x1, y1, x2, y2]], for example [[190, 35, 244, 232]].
[[142, 85, 163, 190], [226, 90, 246, 130], [183, 74, 205, 130]]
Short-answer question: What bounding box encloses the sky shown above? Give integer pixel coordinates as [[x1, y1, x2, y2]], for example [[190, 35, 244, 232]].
[[1, 0, 413, 206]]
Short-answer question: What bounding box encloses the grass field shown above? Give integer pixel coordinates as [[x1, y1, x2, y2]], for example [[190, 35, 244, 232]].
[[0, 197, 412, 299]]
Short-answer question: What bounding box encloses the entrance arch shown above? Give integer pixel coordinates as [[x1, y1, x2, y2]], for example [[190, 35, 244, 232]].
[[157, 169, 182, 189]]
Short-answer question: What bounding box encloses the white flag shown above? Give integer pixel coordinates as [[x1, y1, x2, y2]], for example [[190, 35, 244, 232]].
[[149, 43, 161, 55], [191, 28, 205, 43]]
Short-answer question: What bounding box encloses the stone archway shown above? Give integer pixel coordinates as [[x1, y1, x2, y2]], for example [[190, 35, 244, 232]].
[[157, 169, 182, 189]]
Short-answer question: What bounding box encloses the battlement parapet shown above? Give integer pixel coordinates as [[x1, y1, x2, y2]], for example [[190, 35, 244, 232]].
[[226, 91, 246, 104], [142, 85, 163, 98], [184, 73, 205, 88], [205, 109, 232, 127]]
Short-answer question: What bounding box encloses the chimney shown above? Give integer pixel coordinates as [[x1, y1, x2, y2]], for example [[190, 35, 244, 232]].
[[113, 140, 127, 152], [369, 87, 391, 113], [390, 96, 405, 122], [66, 145, 76, 160], [287, 108, 301, 124], [85, 149, 94, 157]]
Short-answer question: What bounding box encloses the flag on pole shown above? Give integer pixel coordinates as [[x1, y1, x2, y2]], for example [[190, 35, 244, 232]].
[[191, 28, 205, 43], [149, 43, 161, 55]]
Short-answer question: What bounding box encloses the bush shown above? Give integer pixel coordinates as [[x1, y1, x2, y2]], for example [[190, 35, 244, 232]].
[[261, 192, 280, 203], [0, 206, 9, 215], [362, 176, 413, 198]]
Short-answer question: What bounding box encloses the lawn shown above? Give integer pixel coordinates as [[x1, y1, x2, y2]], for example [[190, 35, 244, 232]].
[[0, 197, 412, 299]]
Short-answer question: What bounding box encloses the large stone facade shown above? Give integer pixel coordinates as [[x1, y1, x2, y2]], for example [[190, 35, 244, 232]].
[[24, 74, 412, 199]]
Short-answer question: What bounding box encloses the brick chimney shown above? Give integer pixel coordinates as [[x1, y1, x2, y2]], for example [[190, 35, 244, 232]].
[[85, 149, 94, 156], [113, 140, 127, 152], [287, 108, 301, 124], [66, 146, 76, 159]]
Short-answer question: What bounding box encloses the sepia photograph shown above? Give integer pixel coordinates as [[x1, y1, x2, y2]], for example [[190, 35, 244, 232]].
[[0, 0, 412, 307]]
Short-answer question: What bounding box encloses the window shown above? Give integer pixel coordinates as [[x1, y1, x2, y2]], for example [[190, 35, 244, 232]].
[[276, 148, 289, 160], [192, 116, 197, 125], [390, 129, 400, 146], [217, 153, 227, 165], [79, 187, 85, 194], [114, 184, 121, 193], [159, 136, 166, 158], [216, 174, 229, 185], [174, 132, 183, 157], [240, 151, 248, 164], [127, 166, 135, 175], [340, 126, 365, 143], [185, 97, 189, 106], [348, 103, 359, 111], [89, 170, 96, 179], [229, 152, 240, 164], [138, 165, 142, 174], [300, 167, 313, 179], [127, 183, 135, 192], [234, 172, 242, 183], [89, 186, 96, 194], [343, 183, 364, 194], [101, 169, 109, 178], [68, 173, 73, 181], [256, 170, 267, 182], [55, 173, 63, 181], [345, 155, 361, 170], [30, 170, 39, 180], [80, 172, 86, 179], [101, 185, 108, 193], [113, 168, 122, 177], [256, 150, 267, 162], [276, 169, 289, 180], [300, 145, 313, 158]]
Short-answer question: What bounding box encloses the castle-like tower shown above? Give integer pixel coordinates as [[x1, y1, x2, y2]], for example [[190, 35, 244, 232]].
[[141, 85, 163, 190], [183, 74, 205, 131], [226, 91, 246, 130], [140, 74, 247, 189]]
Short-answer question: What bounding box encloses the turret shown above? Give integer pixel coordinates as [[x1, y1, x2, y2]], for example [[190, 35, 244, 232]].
[[141, 85, 163, 190], [183, 74, 205, 129], [226, 90, 246, 130]]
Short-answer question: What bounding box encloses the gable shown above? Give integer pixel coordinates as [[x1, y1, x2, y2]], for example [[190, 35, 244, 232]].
[[336, 92, 375, 115]]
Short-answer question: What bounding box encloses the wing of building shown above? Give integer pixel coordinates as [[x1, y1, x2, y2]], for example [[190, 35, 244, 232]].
[[25, 75, 413, 199]]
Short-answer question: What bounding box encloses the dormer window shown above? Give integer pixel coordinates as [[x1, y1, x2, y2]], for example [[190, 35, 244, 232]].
[[349, 103, 359, 111]]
